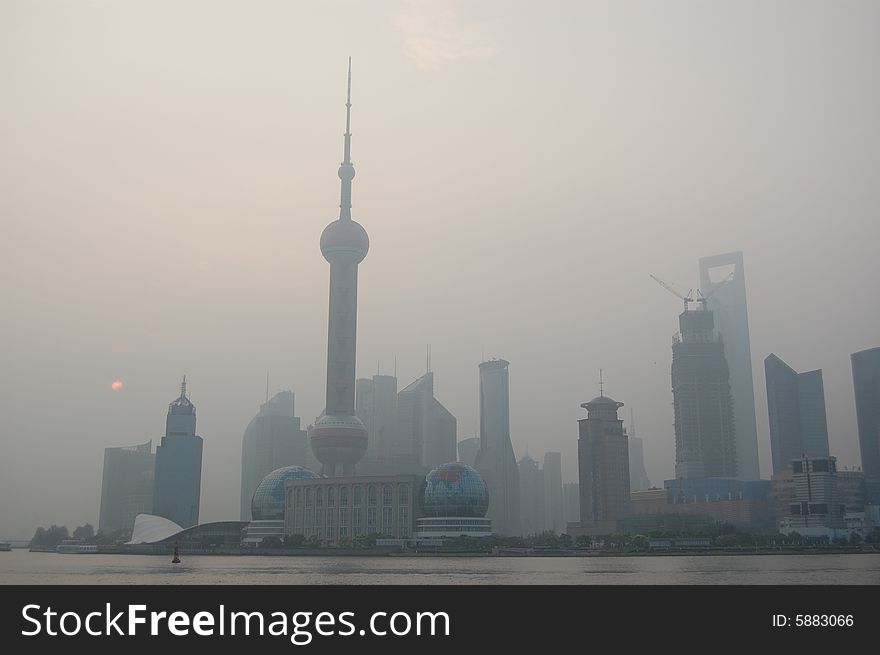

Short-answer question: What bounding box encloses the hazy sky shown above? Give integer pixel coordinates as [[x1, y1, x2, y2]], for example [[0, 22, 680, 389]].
[[2, 1, 878, 539]]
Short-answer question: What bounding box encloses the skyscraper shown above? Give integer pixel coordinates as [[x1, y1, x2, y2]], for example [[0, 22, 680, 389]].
[[98, 440, 154, 536], [764, 354, 830, 475], [627, 412, 651, 492], [577, 393, 631, 532], [309, 60, 370, 477], [852, 347, 880, 479], [627, 434, 651, 492], [355, 374, 399, 473], [240, 390, 309, 520], [152, 377, 203, 528], [563, 482, 580, 526], [699, 252, 760, 479], [457, 437, 480, 468], [518, 454, 544, 536], [542, 451, 564, 534], [397, 372, 457, 472], [474, 359, 521, 535], [672, 307, 738, 478]]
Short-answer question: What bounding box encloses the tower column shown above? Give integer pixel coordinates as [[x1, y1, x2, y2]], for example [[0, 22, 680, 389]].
[[308, 58, 370, 477]]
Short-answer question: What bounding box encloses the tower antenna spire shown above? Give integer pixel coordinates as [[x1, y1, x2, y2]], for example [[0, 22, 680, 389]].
[[599, 369, 604, 397], [343, 56, 352, 165], [180, 374, 187, 399], [338, 57, 355, 221]]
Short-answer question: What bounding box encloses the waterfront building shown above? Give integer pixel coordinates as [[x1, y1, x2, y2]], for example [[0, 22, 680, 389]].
[[780, 455, 845, 533], [152, 378, 203, 528], [243, 465, 321, 545], [284, 474, 420, 543], [577, 393, 631, 534], [837, 469, 866, 513], [415, 462, 492, 538], [98, 440, 154, 536], [126, 514, 246, 555], [625, 480, 772, 533]]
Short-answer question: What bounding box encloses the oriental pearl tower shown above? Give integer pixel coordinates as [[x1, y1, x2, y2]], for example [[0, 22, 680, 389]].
[[309, 58, 370, 477]]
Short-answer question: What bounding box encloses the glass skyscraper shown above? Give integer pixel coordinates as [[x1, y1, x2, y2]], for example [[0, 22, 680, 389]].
[[240, 391, 308, 520], [852, 347, 880, 479], [764, 354, 830, 474], [152, 378, 203, 528]]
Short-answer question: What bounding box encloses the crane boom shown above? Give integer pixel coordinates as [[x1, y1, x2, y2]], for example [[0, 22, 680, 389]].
[[650, 274, 694, 311]]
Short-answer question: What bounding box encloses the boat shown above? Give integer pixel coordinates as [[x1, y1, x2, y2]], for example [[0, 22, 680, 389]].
[[56, 540, 99, 554], [0, 543, 11, 552]]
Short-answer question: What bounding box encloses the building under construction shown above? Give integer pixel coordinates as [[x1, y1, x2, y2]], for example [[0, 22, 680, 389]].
[[671, 306, 738, 478]]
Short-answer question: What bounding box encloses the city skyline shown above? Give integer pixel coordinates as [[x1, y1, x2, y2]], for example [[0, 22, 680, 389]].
[[2, 2, 879, 539]]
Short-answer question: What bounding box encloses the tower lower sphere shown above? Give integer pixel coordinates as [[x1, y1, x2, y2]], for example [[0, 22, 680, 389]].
[[309, 414, 368, 477]]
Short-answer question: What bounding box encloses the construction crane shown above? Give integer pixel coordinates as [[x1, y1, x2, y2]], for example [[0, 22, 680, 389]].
[[649, 274, 694, 311], [696, 271, 735, 309]]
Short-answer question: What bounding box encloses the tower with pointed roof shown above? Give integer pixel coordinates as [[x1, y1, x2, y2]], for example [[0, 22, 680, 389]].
[[152, 376, 204, 528], [309, 59, 371, 477], [576, 379, 631, 534]]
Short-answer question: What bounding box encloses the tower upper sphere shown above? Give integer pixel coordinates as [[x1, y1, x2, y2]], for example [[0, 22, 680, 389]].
[[320, 218, 369, 263]]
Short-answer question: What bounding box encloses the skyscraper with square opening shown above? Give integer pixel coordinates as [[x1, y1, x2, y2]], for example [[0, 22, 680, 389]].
[[699, 251, 760, 479]]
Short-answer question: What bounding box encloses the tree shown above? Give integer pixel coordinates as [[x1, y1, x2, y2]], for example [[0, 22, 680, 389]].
[[73, 524, 95, 541], [260, 535, 283, 548], [558, 533, 573, 549], [283, 534, 305, 548], [631, 535, 649, 550], [30, 525, 69, 548]]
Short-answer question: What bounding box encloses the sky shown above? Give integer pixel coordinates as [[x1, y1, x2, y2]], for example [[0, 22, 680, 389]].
[[1, 0, 878, 539]]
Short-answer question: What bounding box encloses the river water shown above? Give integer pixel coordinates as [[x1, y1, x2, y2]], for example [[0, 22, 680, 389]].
[[1, 550, 878, 584]]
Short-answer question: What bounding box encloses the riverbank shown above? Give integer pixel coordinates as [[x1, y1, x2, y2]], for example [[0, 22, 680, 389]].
[[21, 545, 880, 557]]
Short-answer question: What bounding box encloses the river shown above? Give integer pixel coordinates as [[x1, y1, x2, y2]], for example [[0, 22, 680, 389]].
[[1, 550, 878, 584]]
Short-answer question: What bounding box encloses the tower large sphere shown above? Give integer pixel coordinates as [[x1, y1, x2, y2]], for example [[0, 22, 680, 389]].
[[320, 218, 369, 263], [420, 462, 490, 518]]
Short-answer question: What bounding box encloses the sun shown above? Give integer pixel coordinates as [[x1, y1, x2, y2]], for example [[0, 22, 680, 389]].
[[111, 380, 124, 391]]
